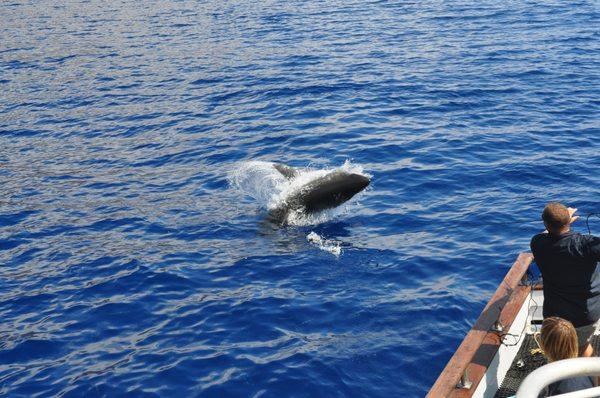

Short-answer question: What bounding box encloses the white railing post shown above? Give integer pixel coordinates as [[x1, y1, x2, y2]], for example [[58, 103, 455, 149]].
[[517, 358, 600, 398]]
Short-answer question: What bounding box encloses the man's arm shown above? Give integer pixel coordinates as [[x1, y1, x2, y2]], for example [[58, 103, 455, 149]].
[[586, 235, 600, 262]]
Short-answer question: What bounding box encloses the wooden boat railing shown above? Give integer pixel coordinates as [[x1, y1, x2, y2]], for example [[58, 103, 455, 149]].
[[427, 252, 535, 398]]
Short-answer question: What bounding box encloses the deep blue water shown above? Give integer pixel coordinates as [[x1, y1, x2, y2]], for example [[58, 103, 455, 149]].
[[1, 1, 599, 396]]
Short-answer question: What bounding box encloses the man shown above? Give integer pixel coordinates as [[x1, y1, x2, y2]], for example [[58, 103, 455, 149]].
[[531, 202, 600, 357]]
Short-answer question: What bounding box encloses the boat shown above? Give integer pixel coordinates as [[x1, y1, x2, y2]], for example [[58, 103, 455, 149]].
[[428, 253, 600, 398]]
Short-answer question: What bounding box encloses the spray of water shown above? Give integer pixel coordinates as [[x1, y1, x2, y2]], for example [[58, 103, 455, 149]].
[[306, 231, 342, 256]]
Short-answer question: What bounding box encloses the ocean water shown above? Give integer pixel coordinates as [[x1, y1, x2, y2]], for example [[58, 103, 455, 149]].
[[1, 0, 599, 396]]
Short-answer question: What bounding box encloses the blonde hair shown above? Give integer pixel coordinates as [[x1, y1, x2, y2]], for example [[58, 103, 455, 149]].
[[540, 317, 578, 362]]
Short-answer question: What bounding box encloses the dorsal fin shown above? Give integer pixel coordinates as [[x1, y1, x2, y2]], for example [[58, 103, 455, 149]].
[[273, 164, 298, 180]]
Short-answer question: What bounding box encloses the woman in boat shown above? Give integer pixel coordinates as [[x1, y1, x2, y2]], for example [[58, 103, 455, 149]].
[[538, 316, 598, 396]]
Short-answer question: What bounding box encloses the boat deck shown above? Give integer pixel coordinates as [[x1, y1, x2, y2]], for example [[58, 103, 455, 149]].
[[428, 254, 600, 398]]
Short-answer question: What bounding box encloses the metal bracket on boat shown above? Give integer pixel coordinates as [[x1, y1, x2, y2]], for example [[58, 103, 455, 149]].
[[456, 369, 473, 390], [490, 320, 504, 333], [519, 271, 530, 286]]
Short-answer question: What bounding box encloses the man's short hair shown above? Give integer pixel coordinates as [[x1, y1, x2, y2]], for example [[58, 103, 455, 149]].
[[542, 202, 570, 229]]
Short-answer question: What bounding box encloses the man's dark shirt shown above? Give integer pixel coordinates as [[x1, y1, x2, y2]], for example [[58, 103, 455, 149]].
[[531, 232, 600, 327]]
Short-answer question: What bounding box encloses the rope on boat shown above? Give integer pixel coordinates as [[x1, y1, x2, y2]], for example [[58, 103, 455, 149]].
[[586, 213, 600, 235]]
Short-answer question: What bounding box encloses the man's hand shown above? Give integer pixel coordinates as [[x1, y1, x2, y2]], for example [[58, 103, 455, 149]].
[[568, 207, 579, 223]]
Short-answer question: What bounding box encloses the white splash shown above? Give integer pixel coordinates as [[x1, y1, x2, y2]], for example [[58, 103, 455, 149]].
[[306, 232, 342, 256], [229, 160, 368, 226]]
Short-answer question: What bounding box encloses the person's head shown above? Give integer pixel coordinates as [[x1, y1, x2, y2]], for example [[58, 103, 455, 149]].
[[542, 202, 571, 235], [540, 316, 578, 362]]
